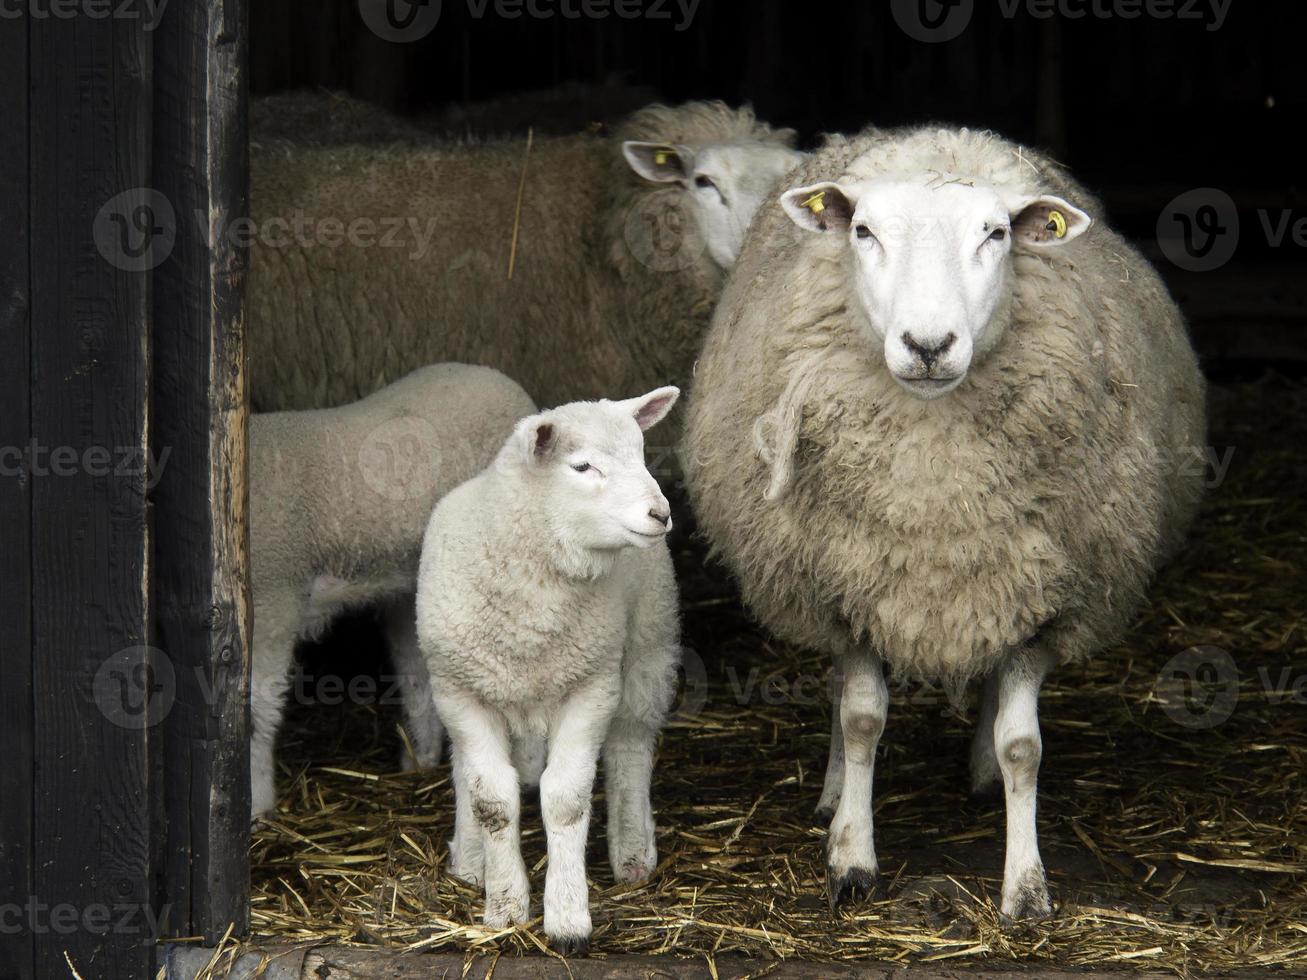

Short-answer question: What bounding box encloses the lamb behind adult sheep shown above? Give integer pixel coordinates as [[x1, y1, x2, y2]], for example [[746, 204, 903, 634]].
[[250, 364, 536, 820], [248, 101, 804, 413], [684, 126, 1206, 921]]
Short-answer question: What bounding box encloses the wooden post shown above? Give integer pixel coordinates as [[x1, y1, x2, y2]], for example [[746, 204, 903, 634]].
[[153, 0, 252, 945], [0, 11, 33, 980], [25, 11, 158, 980]]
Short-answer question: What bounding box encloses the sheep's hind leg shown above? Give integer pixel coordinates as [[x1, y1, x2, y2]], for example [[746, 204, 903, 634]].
[[384, 597, 444, 772], [603, 713, 658, 884], [993, 645, 1056, 923], [826, 649, 888, 908], [968, 670, 1002, 802], [815, 672, 845, 824], [448, 762, 485, 886]]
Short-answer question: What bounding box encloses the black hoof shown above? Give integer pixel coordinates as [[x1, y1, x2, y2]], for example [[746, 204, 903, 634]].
[[967, 781, 1002, 807], [999, 878, 1053, 927], [827, 866, 881, 910], [551, 934, 591, 957], [813, 805, 836, 826]]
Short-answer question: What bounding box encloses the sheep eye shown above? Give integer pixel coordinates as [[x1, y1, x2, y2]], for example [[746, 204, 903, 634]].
[[855, 225, 873, 240], [571, 462, 592, 473], [989, 227, 1008, 242], [694, 174, 716, 190]]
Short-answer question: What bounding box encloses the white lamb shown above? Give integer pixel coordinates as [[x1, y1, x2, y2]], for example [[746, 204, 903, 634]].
[[415, 387, 682, 954], [250, 364, 536, 820]]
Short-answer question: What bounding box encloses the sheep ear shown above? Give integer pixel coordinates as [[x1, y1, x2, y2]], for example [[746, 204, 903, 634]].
[[623, 141, 693, 184], [623, 386, 680, 432], [780, 181, 856, 234], [525, 420, 557, 461], [1009, 195, 1092, 249]]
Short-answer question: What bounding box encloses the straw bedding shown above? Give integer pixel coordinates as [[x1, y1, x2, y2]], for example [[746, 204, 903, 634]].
[[233, 376, 1306, 975]]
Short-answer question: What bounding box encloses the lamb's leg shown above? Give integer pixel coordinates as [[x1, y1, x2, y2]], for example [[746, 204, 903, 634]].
[[826, 648, 888, 907], [439, 690, 529, 928], [969, 670, 1002, 801], [383, 597, 444, 772], [249, 601, 299, 823], [448, 761, 485, 886], [993, 645, 1056, 922], [541, 675, 619, 956], [815, 672, 845, 823], [603, 713, 658, 884]]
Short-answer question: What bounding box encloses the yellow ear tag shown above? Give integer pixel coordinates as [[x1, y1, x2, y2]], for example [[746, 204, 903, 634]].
[[1047, 209, 1068, 239], [654, 150, 670, 166], [802, 191, 827, 214]]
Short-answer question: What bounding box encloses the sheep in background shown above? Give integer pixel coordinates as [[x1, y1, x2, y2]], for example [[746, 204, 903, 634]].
[[250, 364, 536, 820], [416, 388, 682, 954], [683, 126, 1205, 920], [248, 101, 804, 413]]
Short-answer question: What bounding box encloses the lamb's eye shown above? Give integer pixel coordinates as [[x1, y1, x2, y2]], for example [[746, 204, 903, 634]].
[[855, 225, 873, 240], [571, 462, 592, 473], [695, 174, 716, 190], [989, 227, 1008, 242]]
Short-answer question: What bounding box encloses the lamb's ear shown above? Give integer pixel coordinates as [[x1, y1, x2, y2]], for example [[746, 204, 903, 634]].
[[1009, 195, 1092, 249], [519, 418, 557, 463], [622, 386, 680, 432], [780, 181, 856, 234], [623, 142, 693, 184]]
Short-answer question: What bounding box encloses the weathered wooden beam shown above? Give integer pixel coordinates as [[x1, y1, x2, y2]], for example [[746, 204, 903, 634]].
[[153, 0, 252, 945], [27, 11, 156, 980], [0, 12, 33, 980]]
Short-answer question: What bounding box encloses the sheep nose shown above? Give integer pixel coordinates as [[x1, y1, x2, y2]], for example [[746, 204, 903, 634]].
[[649, 507, 671, 527], [902, 332, 957, 370]]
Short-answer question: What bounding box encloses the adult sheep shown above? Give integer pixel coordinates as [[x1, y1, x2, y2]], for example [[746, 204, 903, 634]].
[[248, 101, 804, 413], [683, 126, 1206, 921]]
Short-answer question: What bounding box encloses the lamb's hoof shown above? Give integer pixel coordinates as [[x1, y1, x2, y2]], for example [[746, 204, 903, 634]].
[[613, 858, 655, 885], [999, 872, 1053, 927], [967, 780, 1002, 807], [827, 866, 881, 910], [813, 804, 836, 826], [550, 933, 591, 957]]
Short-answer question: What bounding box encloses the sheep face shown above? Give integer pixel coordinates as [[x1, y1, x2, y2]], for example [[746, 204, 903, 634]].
[[781, 178, 1092, 400], [625, 140, 806, 269], [515, 386, 680, 554]]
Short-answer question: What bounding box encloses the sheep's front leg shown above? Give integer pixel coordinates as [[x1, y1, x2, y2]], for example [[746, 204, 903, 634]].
[[249, 598, 300, 822], [993, 646, 1056, 922], [969, 670, 1002, 800], [383, 597, 444, 772], [448, 761, 485, 886], [542, 674, 620, 955], [603, 713, 658, 883], [826, 649, 887, 907], [815, 672, 845, 823], [439, 692, 529, 928]]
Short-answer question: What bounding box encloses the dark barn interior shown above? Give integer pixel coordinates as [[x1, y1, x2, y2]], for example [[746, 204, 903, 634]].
[[2, 2, 1305, 978], [226, 2, 1307, 976]]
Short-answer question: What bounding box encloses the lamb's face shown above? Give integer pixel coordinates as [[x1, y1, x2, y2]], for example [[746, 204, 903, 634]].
[[781, 177, 1092, 400], [624, 140, 807, 269], [517, 387, 679, 554]]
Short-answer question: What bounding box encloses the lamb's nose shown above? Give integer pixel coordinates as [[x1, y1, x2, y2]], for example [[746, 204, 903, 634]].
[[649, 507, 671, 527], [902, 331, 957, 370]]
